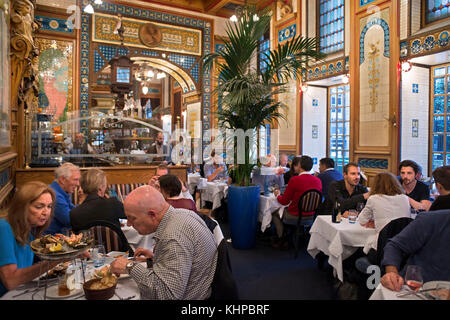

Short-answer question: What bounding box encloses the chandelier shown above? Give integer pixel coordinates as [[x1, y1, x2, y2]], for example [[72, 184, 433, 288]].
[[134, 63, 166, 94], [229, 1, 259, 22]]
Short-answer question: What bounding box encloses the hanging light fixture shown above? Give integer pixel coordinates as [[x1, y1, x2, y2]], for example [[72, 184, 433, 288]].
[[156, 72, 166, 80], [229, 0, 258, 22], [343, 73, 350, 84], [83, 3, 94, 14], [94, 0, 103, 4], [142, 86, 149, 95]]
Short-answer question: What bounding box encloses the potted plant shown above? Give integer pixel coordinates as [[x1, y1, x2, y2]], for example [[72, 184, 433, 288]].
[[202, 6, 324, 249]]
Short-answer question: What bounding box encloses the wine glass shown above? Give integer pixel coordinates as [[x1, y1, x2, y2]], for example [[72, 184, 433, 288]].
[[356, 202, 365, 214], [404, 265, 423, 292]]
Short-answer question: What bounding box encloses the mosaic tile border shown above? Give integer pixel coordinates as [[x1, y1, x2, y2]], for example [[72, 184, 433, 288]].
[[303, 57, 349, 81], [80, 2, 212, 144], [401, 29, 449, 58], [36, 15, 74, 34], [358, 158, 388, 169], [278, 24, 296, 43]]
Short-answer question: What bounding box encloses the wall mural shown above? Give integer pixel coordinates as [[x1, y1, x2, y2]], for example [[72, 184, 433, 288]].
[[359, 9, 390, 147], [0, 6, 10, 147], [36, 38, 74, 122]]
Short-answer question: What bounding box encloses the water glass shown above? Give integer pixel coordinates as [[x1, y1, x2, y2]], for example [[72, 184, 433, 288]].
[[348, 209, 358, 224], [92, 244, 106, 268]]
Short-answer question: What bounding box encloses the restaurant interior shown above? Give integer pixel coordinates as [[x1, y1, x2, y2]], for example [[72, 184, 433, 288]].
[[0, 0, 449, 302]]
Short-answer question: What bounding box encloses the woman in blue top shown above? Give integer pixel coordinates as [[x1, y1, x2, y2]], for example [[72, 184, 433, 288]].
[[0, 181, 62, 296]]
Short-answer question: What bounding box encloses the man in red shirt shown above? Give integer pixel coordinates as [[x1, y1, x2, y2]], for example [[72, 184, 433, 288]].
[[272, 155, 322, 248]]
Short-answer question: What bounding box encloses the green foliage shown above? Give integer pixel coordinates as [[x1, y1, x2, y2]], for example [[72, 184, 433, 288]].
[[202, 6, 325, 186]]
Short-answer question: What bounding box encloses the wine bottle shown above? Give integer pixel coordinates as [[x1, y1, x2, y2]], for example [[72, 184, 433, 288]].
[[332, 201, 341, 223], [336, 202, 342, 223]]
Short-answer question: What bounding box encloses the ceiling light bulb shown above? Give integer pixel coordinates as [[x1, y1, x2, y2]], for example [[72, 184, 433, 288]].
[[157, 72, 166, 79], [94, 0, 103, 4], [83, 4, 94, 14], [147, 70, 154, 78], [142, 86, 148, 95], [230, 15, 237, 22], [253, 14, 259, 22], [401, 60, 412, 73]]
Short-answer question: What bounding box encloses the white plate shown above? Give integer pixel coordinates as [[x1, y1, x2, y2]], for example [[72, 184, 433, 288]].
[[106, 251, 128, 259], [45, 284, 84, 299], [93, 265, 130, 280], [422, 281, 450, 299]]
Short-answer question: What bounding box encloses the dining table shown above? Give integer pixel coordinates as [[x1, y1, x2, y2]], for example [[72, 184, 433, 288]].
[[187, 172, 202, 194], [198, 179, 229, 211], [307, 215, 377, 282], [0, 258, 142, 300], [369, 282, 446, 300], [258, 193, 287, 232]]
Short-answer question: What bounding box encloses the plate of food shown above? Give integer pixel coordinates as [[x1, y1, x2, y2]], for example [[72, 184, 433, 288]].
[[93, 265, 129, 280], [36, 262, 70, 281], [31, 232, 93, 260], [422, 281, 450, 300]]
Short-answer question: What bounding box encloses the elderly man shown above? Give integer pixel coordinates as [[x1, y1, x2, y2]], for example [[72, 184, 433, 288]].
[[45, 162, 81, 234], [110, 185, 217, 300], [204, 154, 229, 182], [252, 154, 284, 194]]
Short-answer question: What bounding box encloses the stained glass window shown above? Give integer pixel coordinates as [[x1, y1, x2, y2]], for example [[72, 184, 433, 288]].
[[318, 0, 345, 54], [328, 84, 350, 173], [259, 32, 270, 73], [431, 64, 450, 170], [424, 0, 450, 25]]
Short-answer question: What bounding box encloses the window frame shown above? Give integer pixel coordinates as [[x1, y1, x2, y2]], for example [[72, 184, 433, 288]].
[[327, 83, 351, 174], [421, 0, 450, 28], [429, 63, 450, 173]]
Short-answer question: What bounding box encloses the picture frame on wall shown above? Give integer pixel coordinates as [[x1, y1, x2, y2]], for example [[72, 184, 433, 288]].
[[0, 2, 11, 150]]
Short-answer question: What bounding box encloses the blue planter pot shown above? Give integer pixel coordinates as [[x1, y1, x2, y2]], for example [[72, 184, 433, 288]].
[[227, 185, 260, 249]]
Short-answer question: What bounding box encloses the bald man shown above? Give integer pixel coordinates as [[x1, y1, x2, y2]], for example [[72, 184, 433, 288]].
[[110, 185, 217, 300]]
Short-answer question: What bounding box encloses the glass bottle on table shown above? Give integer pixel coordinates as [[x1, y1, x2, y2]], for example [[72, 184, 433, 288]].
[[332, 201, 341, 223]]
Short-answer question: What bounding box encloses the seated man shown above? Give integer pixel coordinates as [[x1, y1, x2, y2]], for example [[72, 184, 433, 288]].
[[272, 155, 322, 247], [316, 157, 344, 202], [110, 185, 218, 299], [327, 162, 370, 217], [429, 165, 450, 211], [148, 132, 170, 164], [45, 162, 81, 235], [380, 209, 450, 291], [204, 155, 229, 183], [252, 154, 284, 194], [398, 160, 431, 211], [148, 164, 193, 201], [279, 153, 290, 169]]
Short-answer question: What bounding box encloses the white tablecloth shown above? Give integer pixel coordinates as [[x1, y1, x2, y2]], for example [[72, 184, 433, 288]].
[[258, 194, 286, 232], [187, 173, 201, 194], [122, 224, 155, 251], [307, 215, 377, 282], [369, 283, 423, 300], [1, 260, 142, 300], [199, 181, 229, 211]]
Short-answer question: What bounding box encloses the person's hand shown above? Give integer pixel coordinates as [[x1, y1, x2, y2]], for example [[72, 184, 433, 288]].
[[381, 271, 404, 292], [216, 166, 225, 173], [363, 192, 371, 200], [110, 256, 128, 275], [275, 167, 285, 176], [364, 220, 375, 229], [342, 211, 349, 218], [133, 248, 154, 261], [78, 250, 91, 259]]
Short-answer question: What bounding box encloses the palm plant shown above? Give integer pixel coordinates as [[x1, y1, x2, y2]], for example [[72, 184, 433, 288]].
[[202, 6, 324, 186]]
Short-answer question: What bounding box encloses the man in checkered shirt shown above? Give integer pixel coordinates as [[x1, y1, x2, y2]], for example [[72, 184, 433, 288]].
[[110, 185, 218, 299]]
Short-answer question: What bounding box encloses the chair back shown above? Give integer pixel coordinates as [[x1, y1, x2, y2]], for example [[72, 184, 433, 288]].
[[198, 214, 239, 300], [80, 220, 134, 256], [297, 189, 322, 225], [375, 217, 413, 268]]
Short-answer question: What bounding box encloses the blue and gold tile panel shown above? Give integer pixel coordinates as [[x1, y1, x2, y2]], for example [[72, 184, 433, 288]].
[[360, 17, 390, 65], [278, 24, 296, 43], [359, 0, 378, 7], [36, 16, 73, 34], [358, 158, 388, 170]]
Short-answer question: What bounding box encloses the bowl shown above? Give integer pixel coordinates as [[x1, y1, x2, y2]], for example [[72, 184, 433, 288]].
[[83, 278, 117, 300]]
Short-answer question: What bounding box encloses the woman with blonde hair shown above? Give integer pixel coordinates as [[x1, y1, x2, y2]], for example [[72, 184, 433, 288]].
[[358, 172, 411, 249], [0, 181, 63, 296]]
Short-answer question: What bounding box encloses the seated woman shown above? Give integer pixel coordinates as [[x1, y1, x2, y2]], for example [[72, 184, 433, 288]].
[[358, 172, 411, 255], [70, 168, 126, 232], [159, 174, 198, 214], [0, 181, 69, 296]]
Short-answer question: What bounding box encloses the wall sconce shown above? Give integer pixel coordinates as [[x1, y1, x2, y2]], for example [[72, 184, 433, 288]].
[[299, 83, 308, 93], [401, 60, 412, 73], [142, 86, 148, 95], [343, 73, 350, 84]]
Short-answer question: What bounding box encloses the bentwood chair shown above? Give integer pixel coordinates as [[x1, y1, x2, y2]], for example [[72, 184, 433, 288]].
[[80, 220, 134, 257], [283, 189, 322, 258]]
